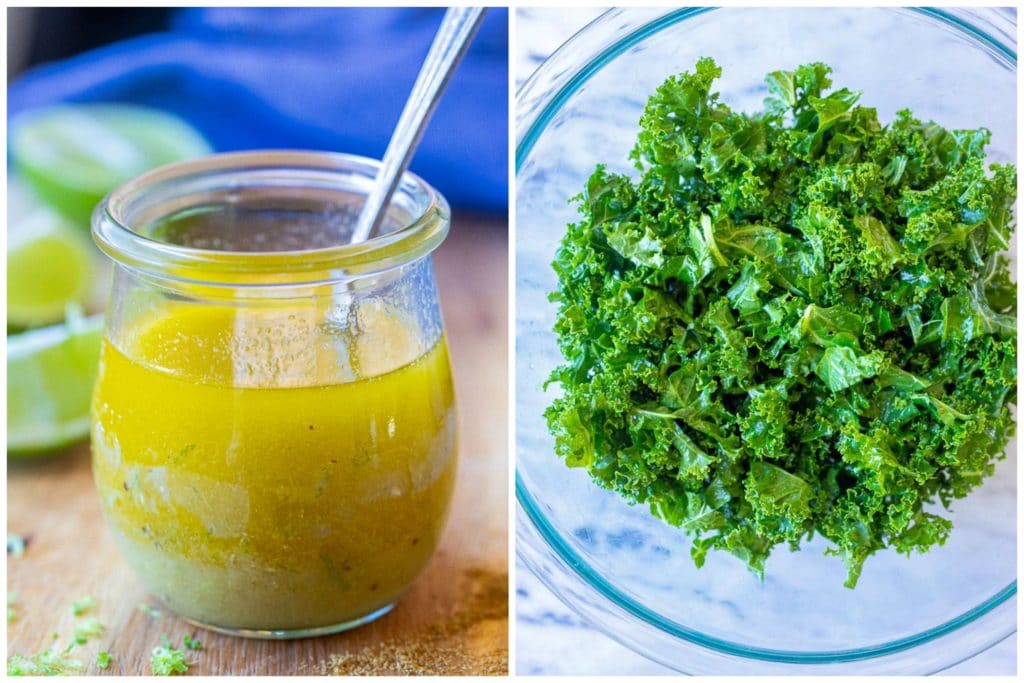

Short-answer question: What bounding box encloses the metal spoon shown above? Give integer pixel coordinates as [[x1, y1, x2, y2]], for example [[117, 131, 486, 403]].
[[350, 7, 487, 244]]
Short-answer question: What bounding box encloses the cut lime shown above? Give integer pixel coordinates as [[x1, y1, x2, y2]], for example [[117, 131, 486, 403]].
[[10, 104, 212, 225], [8, 179, 95, 329], [8, 193, 95, 329], [7, 314, 104, 457]]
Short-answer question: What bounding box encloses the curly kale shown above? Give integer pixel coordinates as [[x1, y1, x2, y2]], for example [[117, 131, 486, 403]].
[[545, 58, 1017, 587]]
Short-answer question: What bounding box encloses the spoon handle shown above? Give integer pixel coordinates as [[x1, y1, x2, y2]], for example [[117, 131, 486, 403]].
[[351, 7, 487, 244]]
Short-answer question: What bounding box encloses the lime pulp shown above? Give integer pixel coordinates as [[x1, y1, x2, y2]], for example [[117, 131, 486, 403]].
[[8, 179, 95, 329], [7, 314, 104, 457], [10, 103, 212, 225]]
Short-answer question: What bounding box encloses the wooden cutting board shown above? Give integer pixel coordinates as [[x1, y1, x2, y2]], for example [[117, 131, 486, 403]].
[[6, 215, 509, 675]]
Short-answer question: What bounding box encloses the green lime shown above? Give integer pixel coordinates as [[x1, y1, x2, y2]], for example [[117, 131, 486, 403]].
[[7, 313, 104, 457], [10, 104, 212, 225], [8, 179, 95, 329]]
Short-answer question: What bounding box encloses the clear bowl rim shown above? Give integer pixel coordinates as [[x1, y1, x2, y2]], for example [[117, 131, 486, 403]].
[[514, 5, 1017, 668]]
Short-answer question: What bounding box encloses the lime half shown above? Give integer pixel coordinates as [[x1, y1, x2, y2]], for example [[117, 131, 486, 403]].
[[8, 181, 95, 329], [10, 104, 212, 224], [7, 314, 104, 457]]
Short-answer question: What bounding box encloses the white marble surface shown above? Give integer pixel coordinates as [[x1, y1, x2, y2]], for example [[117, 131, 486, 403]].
[[513, 7, 1016, 676]]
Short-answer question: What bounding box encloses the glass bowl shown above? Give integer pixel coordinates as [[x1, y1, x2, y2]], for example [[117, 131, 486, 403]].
[[515, 7, 1016, 675]]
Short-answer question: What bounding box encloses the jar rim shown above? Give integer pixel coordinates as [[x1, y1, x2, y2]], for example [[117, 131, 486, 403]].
[[92, 150, 450, 286]]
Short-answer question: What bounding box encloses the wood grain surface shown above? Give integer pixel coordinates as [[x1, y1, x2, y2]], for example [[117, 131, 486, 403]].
[[6, 214, 509, 675]]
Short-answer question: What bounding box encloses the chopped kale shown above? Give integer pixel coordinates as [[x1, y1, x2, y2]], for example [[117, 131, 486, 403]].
[[546, 58, 1017, 587]]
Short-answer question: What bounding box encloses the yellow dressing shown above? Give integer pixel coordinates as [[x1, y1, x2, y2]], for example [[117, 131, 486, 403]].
[[91, 303, 457, 631]]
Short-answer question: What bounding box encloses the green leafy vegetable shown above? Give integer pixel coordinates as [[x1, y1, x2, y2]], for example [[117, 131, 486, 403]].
[[8, 596, 111, 674], [72, 616, 105, 646], [7, 649, 85, 676], [70, 596, 95, 617], [183, 635, 202, 651], [546, 57, 1017, 587], [137, 602, 163, 618], [150, 636, 190, 676], [96, 651, 114, 670]]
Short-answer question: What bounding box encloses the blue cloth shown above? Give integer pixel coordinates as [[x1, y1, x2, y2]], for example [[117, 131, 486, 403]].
[[8, 8, 508, 212]]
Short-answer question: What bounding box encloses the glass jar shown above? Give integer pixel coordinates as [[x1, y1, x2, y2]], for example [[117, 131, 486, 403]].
[[91, 150, 458, 638]]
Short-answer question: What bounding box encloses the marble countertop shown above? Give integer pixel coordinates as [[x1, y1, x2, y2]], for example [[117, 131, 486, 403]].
[[513, 7, 1016, 676]]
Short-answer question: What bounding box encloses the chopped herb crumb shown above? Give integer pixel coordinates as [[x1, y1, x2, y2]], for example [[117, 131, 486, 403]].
[[71, 595, 95, 616], [183, 635, 202, 651], [7, 649, 85, 676], [72, 616, 105, 645], [150, 636, 190, 676], [6, 593, 119, 674], [96, 651, 114, 670], [137, 602, 163, 618]]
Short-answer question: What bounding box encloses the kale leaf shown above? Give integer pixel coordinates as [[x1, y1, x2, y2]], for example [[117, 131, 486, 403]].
[[545, 58, 1017, 587]]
